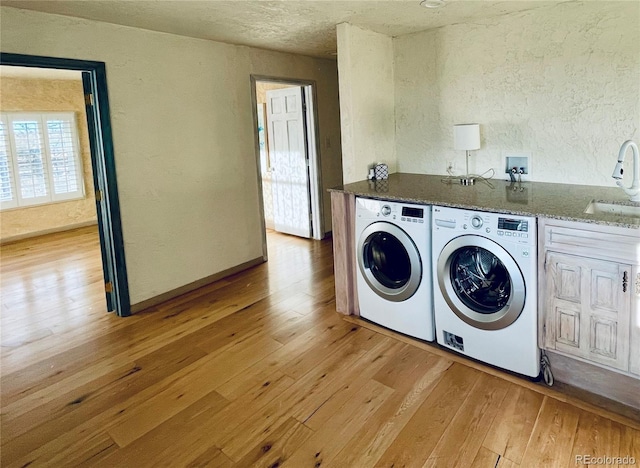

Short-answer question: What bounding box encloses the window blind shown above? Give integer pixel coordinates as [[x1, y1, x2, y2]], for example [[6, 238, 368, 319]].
[[46, 118, 80, 195], [0, 118, 16, 208], [0, 112, 85, 210]]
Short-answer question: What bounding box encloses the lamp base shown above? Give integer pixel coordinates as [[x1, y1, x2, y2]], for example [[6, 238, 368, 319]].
[[459, 176, 476, 185]]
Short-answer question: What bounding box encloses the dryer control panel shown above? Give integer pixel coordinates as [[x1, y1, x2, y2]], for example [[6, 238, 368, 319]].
[[356, 198, 428, 226]]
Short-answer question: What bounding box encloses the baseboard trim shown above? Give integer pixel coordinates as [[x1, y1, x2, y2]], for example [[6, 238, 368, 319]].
[[545, 350, 640, 411], [130, 256, 265, 314], [0, 221, 98, 245]]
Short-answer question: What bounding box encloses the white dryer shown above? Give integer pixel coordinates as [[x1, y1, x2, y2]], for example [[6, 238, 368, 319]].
[[432, 205, 540, 377], [355, 197, 434, 341]]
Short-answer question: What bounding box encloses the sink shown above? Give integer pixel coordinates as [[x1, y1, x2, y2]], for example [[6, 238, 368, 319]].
[[584, 200, 640, 218]]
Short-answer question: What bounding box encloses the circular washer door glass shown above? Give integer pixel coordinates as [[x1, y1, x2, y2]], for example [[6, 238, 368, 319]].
[[358, 222, 422, 302], [436, 234, 526, 330], [363, 231, 411, 289], [449, 246, 511, 314]]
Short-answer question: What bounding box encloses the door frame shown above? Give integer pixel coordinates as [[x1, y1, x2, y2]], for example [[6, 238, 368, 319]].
[[0, 52, 131, 316], [250, 75, 325, 258]]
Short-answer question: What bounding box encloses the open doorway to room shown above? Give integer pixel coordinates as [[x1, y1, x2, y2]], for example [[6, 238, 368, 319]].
[[0, 67, 99, 240], [0, 54, 129, 325], [251, 76, 324, 257], [0, 65, 110, 341]]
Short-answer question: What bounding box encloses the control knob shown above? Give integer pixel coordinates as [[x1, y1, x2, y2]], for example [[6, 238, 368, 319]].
[[471, 216, 483, 229], [381, 205, 391, 217]]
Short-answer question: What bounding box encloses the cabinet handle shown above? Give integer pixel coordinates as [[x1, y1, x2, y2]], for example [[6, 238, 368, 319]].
[[636, 272, 640, 295], [622, 271, 628, 293]]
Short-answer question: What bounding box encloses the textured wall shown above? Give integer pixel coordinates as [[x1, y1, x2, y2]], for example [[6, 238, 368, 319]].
[[395, 1, 640, 187], [0, 76, 97, 241], [0, 7, 342, 305], [337, 23, 396, 184]]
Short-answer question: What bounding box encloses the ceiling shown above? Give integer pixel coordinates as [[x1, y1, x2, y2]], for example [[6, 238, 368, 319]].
[[2, 0, 563, 58]]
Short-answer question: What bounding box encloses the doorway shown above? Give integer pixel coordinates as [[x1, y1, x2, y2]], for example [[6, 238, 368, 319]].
[[251, 76, 324, 255], [0, 53, 130, 316]]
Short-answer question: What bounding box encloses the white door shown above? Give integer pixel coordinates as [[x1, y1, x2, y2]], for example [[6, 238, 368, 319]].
[[266, 86, 311, 238]]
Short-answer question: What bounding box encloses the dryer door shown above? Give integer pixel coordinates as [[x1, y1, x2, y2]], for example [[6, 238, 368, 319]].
[[437, 235, 525, 330], [358, 222, 422, 302]]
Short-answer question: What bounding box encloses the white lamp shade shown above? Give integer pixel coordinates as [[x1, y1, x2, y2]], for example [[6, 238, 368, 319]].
[[454, 124, 481, 150]]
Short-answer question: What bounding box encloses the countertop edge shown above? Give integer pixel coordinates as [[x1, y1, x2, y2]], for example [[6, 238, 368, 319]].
[[329, 175, 640, 230]]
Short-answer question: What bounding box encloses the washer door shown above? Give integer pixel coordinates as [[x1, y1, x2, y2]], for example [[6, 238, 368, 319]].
[[358, 222, 422, 302], [437, 235, 525, 330]]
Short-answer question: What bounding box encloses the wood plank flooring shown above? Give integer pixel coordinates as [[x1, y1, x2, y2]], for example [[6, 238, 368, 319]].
[[1, 226, 639, 467]]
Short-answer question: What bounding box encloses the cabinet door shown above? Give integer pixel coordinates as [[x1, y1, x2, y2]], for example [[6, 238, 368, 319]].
[[630, 265, 640, 377], [545, 252, 631, 372]]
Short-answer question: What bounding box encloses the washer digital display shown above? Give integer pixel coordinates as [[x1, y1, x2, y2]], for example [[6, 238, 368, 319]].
[[402, 207, 424, 219], [498, 218, 528, 232]]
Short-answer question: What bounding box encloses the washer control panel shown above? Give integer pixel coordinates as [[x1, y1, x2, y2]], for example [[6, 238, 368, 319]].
[[432, 206, 535, 246]]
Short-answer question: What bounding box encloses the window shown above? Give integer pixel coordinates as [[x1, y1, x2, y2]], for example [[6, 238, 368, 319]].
[[0, 112, 85, 210]]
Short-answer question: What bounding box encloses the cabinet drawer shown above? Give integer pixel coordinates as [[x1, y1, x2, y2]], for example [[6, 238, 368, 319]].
[[544, 225, 638, 263]]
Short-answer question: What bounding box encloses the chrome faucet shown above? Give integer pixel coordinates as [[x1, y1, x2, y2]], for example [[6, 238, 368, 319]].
[[612, 140, 640, 202]]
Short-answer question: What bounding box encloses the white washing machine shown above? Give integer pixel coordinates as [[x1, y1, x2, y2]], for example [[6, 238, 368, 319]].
[[432, 206, 540, 377], [355, 197, 434, 341]]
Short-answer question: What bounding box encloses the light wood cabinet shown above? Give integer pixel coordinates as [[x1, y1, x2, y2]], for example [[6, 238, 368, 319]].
[[539, 219, 639, 379], [630, 265, 640, 377], [544, 251, 630, 371], [330, 191, 359, 316]]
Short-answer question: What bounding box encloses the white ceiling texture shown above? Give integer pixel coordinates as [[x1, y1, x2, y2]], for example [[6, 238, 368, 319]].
[[2, 0, 568, 58]]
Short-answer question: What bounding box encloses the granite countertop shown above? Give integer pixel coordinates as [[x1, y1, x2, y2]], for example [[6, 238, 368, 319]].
[[330, 173, 640, 230]]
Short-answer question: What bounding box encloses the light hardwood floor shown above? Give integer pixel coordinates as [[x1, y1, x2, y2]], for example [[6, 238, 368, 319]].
[[1, 226, 639, 467]]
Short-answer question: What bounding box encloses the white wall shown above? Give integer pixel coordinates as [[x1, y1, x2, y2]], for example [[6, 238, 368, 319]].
[[394, 1, 640, 186], [0, 7, 342, 305], [337, 23, 396, 184]]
